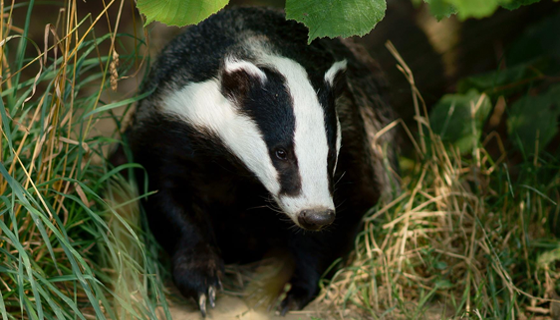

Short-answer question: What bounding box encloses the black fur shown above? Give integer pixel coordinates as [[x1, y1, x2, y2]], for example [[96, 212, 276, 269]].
[[123, 7, 395, 317], [229, 67, 302, 196]]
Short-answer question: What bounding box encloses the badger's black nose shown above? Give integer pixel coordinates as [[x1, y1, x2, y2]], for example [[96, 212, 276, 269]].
[[298, 209, 335, 231]]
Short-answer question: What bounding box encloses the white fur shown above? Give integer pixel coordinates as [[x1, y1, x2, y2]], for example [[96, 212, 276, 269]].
[[161, 80, 280, 195], [329, 60, 345, 174], [334, 115, 342, 175], [261, 55, 335, 222], [224, 57, 267, 82], [162, 51, 340, 227], [324, 60, 347, 86]]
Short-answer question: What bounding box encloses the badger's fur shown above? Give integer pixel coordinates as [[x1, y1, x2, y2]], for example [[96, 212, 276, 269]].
[[124, 7, 396, 316]]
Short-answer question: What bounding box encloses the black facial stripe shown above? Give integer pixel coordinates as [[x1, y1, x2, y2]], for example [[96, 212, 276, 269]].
[[232, 67, 302, 196], [311, 71, 341, 195]]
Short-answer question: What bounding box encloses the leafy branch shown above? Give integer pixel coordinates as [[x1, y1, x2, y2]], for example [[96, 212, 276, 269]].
[[135, 0, 547, 42]]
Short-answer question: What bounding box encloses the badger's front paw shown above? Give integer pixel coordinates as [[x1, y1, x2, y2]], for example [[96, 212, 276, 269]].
[[172, 246, 224, 317], [278, 281, 318, 316]]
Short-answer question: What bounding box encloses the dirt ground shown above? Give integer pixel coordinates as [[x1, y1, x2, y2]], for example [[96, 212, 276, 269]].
[[159, 258, 339, 320], [166, 295, 324, 320]]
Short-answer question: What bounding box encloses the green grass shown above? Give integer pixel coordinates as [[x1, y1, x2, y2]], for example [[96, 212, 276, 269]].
[[1, 1, 559, 320], [0, 1, 171, 319]]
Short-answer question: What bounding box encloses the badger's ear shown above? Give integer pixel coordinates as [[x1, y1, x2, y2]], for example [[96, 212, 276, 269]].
[[220, 58, 266, 101], [324, 60, 347, 94]]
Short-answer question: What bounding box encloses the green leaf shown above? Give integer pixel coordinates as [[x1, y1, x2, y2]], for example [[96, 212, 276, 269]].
[[430, 89, 492, 153], [285, 0, 387, 43], [502, 0, 541, 10], [507, 85, 560, 154], [424, 0, 457, 20], [457, 60, 547, 98], [136, 0, 230, 26], [445, 0, 502, 19], [423, 0, 544, 20]]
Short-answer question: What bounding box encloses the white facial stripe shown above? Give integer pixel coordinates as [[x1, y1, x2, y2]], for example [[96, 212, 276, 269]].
[[327, 60, 345, 175], [324, 60, 347, 86], [261, 55, 335, 218], [334, 115, 342, 175], [161, 80, 280, 195], [224, 57, 267, 82]]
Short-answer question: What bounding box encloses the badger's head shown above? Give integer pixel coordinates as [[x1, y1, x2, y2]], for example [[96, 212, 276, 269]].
[[163, 53, 347, 231]]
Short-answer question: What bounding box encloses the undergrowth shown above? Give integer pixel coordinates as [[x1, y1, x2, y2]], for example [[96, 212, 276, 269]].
[[0, 1, 170, 319], [318, 44, 560, 319]]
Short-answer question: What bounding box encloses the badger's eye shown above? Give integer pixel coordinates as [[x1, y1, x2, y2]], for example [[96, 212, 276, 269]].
[[275, 148, 288, 161]]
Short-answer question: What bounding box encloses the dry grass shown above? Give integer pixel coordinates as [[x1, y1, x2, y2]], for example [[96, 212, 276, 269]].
[[316, 43, 560, 320]]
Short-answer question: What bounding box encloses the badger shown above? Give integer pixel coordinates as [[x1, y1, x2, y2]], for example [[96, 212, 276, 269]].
[[122, 7, 396, 317]]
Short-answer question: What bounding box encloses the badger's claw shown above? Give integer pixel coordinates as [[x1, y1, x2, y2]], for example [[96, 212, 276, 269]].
[[172, 246, 224, 317], [278, 283, 317, 316], [208, 286, 216, 308], [198, 294, 207, 317]]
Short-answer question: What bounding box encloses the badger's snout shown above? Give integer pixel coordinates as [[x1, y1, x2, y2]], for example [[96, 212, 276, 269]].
[[297, 208, 335, 231]]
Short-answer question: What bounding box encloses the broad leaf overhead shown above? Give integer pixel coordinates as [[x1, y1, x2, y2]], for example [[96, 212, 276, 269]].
[[137, 0, 230, 26], [445, 0, 502, 19], [134, 0, 549, 41], [502, 0, 543, 10], [424, 0, 457, 20], [423, 0, 552, 20], [285, 0, 387, 43]]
